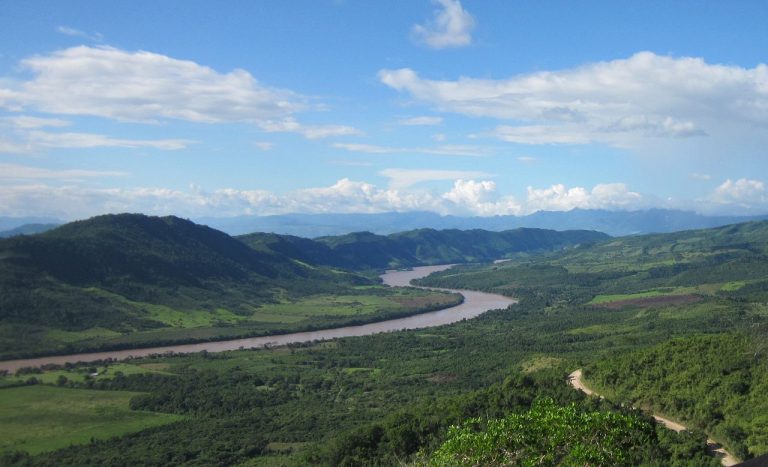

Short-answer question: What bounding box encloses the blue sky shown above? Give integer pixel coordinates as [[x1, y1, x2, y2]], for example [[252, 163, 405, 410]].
[[1, 0, 767, 220]]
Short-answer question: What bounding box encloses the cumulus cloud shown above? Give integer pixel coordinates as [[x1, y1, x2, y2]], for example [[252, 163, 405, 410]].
[[0, 46, 357, 138], [711, 178, 766, 210], [525, 183, 645, 212], [442, 179, 522, 216], [2, 176, 763, 220], [380, 52, 768, 148], [412, 0, 476, 49]]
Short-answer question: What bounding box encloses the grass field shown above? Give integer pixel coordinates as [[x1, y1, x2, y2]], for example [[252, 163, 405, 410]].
[[0, 385, 183, 454], [0, 286, 460, 359], [588, 290, 672, 304]]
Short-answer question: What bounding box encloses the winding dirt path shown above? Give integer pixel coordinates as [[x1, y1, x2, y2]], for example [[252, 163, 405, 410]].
[[568, 369, 739, 466]]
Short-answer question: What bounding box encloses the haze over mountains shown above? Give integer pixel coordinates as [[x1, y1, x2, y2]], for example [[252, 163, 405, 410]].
[[4, 209, 766, 239], [199, 209, 768, 238]]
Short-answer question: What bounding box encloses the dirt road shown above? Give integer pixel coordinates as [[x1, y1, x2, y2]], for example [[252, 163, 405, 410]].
[[568, 369, 739, 466]]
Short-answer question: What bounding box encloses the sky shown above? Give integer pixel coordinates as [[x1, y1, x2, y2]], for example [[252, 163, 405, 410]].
[[0, 0, 767, 221]]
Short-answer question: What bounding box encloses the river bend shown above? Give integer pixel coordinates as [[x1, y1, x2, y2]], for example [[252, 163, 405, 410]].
[[0, 265, 516, 372]]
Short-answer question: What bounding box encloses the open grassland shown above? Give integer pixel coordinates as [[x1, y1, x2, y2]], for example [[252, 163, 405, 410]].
[[0, 385, 183, 455]]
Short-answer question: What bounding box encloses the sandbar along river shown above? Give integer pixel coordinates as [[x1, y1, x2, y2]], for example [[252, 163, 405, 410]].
[[0, 264, 516, 372]]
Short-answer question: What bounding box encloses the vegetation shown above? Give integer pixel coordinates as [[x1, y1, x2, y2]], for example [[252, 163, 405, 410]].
[[0, 385, 183, 455], [239, 227, 609, 271], [425, 398, 717, 466], [0, 214, 460, 358], [1, 219, 767, 464], [585, 331, 768, 460]]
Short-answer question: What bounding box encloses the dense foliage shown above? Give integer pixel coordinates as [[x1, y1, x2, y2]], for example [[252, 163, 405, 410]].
[[0, 214, 462, 358], [586, 331, 768, 460], [239, 227, 608, 270], [426, 398, 708, 466], [2, 219, 768, 465]]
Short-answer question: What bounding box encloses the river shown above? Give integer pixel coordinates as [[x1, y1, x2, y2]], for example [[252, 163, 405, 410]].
[[0, 265, 516, 373]]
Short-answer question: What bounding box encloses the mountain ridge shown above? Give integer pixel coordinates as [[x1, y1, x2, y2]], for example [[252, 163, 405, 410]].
[[199, 209, 768, 237], [239, 227, 609, 270]]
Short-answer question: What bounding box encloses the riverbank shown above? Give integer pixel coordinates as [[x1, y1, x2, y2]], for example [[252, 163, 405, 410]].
[[0, 265, 516, 373]]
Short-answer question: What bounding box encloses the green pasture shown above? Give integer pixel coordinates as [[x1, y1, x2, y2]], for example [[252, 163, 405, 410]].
[[0, 385, 183, 455]]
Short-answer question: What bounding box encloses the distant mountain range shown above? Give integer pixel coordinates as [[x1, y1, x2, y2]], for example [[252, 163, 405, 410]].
[[0, 223, 61, 238], [198, 209, 768, 237]]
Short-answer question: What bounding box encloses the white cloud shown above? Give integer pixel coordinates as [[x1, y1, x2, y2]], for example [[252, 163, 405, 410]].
[[711, 178, 766, 210], [491, 125, 592, 145], [259, 117, 361, 139], [526, 183, 645, 212], [56, 26, 103, 42], [442, 179, 522, 216], [379, 168, 492, 189], [379, 52, 768, 148], [398, 116, 443, 126], [0, 46, 357, 139], [7, 176, 758, 220], [432, 133, 446, 142], [412, 0, 476, 49], [333, 142, 489, 157], [26, 131, 192, 150], [0, 163, 127, 181], [517, 156, 536, 163], [1, 46, 303, 123], [3, 116, 70, 129], [0, 130, 192, 153]]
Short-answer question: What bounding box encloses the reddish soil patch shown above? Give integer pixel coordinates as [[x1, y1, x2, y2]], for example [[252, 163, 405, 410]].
[[427, 373, 458, 383], [597, 294, 701, 310]]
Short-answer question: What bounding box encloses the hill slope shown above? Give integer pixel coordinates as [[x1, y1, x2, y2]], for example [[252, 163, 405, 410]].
[[239, 227, 609, 270], [0, 214, 378, 358]]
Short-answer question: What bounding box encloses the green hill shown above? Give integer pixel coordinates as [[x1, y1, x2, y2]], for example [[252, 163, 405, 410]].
[[417, 220, 768, 303], [239, 227, 609, 270], [0, 214, 417, 358]]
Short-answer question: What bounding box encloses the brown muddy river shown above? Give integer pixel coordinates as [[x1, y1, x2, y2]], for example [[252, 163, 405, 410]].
[[0, 265, 516, 372]]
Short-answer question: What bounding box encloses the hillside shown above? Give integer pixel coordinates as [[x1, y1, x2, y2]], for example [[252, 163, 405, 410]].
[[415, 220, 768, 461], [0, 214, 458, 359], [239, 227, 609, 270]]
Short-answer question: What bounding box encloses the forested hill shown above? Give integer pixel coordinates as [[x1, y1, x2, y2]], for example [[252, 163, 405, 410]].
[[239, 227, 609, 270], [0, 214, 368, 340]]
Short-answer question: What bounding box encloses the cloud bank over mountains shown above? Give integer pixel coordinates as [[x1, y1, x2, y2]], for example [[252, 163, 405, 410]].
[[2, 169, 763, 220]]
